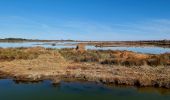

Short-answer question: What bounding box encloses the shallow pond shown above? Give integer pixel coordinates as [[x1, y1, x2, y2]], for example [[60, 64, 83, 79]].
[[87, 46, 170, 54], [0, 79, 170, 100], [0, 42, 170, 54]]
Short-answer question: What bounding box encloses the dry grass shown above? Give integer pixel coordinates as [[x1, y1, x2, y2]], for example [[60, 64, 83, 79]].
[[59, 48, 170, 67], [0, 47, 68, 81], [0, 49, 37, 61], [0, 47, 170, 88], [146, 53, 170, 67], [0, 47, 63, 62], [59, 48, 101, 62], [1, 47, 168, 67]]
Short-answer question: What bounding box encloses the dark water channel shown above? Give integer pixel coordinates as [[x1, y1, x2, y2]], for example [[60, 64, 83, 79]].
[[0, 79, 170, 100]]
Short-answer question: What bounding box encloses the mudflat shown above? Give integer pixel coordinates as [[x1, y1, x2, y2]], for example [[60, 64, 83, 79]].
[[0, 47, 170, 88]]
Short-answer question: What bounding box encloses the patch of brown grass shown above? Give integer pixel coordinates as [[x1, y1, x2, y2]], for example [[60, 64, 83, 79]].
[[59, 48, 170, 67], [0, 47, 49, 61], [146, 53, 170, 67], [59, 48, 101, 62]]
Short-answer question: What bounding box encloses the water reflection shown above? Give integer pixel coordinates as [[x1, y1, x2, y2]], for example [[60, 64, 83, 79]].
[[137, 87, 170, 95], [0, 79, 170, 100]]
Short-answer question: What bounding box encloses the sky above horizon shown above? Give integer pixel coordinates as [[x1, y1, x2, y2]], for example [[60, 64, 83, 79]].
[[0, 0, 170, 41]]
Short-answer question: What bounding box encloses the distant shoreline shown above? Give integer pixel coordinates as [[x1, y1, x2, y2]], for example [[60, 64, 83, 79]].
[[0, 38, 170, 42], [0, 38, 170, 48]]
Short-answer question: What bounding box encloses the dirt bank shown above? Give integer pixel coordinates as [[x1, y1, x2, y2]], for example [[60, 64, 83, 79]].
[[0, 47, 170, 88]]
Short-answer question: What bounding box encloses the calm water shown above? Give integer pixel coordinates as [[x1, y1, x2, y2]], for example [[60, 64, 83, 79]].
[[0, 79, 170, 100], [0, 42, 76, 49], [87, 46, 170, 54], [0, 42, 170, 54]]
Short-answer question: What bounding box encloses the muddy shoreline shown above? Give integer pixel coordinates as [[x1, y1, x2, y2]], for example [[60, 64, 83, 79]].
[[1, 68, 170, 89]]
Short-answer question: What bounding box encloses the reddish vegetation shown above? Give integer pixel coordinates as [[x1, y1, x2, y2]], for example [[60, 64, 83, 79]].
[[60, 48, 170, 67]]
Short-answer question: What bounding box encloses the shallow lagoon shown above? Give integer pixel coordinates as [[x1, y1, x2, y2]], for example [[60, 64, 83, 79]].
[[0, 42, 170, 54], [0, 79, 170, 100]]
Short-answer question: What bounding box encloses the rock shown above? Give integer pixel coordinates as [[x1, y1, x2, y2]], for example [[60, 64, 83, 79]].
[[75, 43, 86, 52], [52, 78, 61, 85]]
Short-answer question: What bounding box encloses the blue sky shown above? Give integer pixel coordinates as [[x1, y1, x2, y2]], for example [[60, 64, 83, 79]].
[[0, 0, 170, 40]]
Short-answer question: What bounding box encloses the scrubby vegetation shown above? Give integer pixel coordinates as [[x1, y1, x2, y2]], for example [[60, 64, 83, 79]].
[[59, 48, 170, 67], [0, 47, 48, 61], [0, 47, 169, 67], [58, 48, 117, 63], [59, 48, 101, 62], [146, 53, 170, 67]]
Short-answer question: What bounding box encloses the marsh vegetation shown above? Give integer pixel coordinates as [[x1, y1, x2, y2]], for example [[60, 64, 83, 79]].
[[59, 48, 170, 67], [0, 47, 169, 89]]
